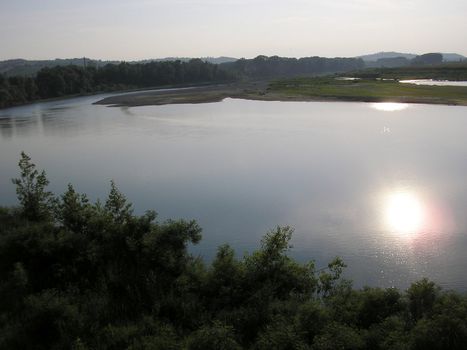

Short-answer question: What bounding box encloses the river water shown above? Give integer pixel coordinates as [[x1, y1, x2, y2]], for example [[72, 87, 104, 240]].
[[1, 94, 467, 290], [399, 79, 467, 87]]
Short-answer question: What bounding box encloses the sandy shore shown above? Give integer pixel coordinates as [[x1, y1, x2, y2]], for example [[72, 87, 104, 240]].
[[93, 82, 271, 107]]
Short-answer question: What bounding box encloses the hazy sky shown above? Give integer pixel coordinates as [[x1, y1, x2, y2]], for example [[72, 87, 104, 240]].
[[1, 0, 466, 60]]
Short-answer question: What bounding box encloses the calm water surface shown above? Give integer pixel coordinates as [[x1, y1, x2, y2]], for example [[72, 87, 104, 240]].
[[400, 79, 467, 87], [1, 95, 467, 290]]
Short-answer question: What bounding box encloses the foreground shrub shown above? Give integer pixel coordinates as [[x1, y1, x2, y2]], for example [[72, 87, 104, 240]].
[[1, 153, 466, 349]]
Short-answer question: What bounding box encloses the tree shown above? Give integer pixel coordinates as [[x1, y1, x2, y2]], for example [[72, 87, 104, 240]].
[[407, 278, 439, 320], [186, 321, 241, 350], [11, 152, 55, 221], [104, 180, 133, 223], [411, 53, 443, 66], [58, 184, 92, 233]]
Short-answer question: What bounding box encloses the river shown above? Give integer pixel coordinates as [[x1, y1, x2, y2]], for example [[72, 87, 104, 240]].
[[1, 93, 467, 290]]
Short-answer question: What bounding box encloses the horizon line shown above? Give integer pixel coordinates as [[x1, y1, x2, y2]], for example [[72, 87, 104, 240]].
[[1, 50, 467, 63]]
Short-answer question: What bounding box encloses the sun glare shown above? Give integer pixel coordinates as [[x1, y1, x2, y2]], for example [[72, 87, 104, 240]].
[[385, 191, 424, 234], [372, 103, 409, 112]]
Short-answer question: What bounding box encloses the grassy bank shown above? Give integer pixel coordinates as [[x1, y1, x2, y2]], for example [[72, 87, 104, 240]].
[[96, 77, 467, 107], [345, 62, 467, 80], [267, 77, 467, 105]]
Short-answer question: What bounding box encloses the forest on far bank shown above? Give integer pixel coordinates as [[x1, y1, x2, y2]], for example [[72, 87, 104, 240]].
[[2, 53, 466, 110], [1, 153, 467, 349], [0, 55, 366, 109], [0, 59, 234, 109]]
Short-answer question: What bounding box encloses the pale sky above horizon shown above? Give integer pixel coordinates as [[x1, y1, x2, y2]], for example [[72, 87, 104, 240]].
[[1, 0, 466, 60]]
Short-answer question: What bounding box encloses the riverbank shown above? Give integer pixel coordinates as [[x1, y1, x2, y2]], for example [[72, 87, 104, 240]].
[[95, 77, 467, 107], [0, 81, 232, 110], [94, 81, 270, 107]]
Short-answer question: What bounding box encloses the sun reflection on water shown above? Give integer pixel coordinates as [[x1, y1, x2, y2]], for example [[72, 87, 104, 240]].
[[378, 187, 456, 270], [384, 191, 425, 234], [371, 102, 409, 112]]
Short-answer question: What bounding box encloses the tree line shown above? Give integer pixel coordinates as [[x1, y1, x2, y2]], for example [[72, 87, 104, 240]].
[[365, 53, 447, 68], [347, 61, 467, 81], [3, 53, 463, 110], [0, 153, 466, 349], [0, 59, 234, 109], [220, 55, 365, 78], [0, 55, 370, 109]]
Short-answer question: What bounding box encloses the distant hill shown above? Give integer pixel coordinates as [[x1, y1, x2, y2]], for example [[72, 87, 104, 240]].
[[359, 51, 466, 63], [203, 57, 238, 64], [442, 53, 466, 62], [138, 57, 237, 64], [2, 53, 465, 78], [371, 57, 410, 68], [359, 52, 417, 62]]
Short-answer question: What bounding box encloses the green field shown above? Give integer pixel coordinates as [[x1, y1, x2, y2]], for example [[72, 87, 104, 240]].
[[96, 74, 467, 108], [346, 62, 467, 80], [268, 77, 467, 105]]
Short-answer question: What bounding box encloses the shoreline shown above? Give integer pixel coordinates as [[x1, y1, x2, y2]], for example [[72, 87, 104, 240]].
[[93, 81, 269, 107], [95, 80, 467, 108], [0, 81, 232, 111], [3, 79, 466, 111]]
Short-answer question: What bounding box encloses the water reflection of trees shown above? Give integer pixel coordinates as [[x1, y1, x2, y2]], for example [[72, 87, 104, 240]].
[[0, 117, 15, 138], [0, 106, 79, 139], [0, 114, 44, 138]]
